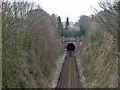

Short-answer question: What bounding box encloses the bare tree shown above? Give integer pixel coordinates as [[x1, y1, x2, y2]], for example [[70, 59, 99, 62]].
[[92, 0, 118, 43], [2, 1, 62, 88]]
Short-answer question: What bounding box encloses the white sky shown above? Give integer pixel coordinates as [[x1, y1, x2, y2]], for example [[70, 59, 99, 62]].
[[32, 0, 101, 22], [7, 0, 117, 22], [18, 0, 116, 22]]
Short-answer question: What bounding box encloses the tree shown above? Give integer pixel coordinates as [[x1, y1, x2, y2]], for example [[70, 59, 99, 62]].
[[118, 1, 120, 53], [2, 1, 62, 88], [80, 25, 85, 35], [78, 15, 90, 31], [66, 17, 69, 30], [57, 16, 63, 30], [92, 0, 118, 43]]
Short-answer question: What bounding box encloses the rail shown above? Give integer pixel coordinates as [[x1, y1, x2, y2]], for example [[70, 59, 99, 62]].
[[56, 51, 82, 88]]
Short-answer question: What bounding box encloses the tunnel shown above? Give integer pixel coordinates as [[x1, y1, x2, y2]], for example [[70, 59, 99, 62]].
[[66, 43, 75, 51]]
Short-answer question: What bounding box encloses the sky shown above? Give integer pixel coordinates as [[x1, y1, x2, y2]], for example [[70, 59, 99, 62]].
[[27, 0, 115, 22]]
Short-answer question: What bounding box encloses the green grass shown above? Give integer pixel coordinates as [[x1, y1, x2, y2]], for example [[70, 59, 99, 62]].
[[95, 79, 99, 85], [112, 44, 117, 52], [12, 68, 17, 73], [50, 70, 56, 79], [79, 50, 83, 57], [85, 70, 94, 83], [83, 60, 96, 84], [81, 56, 90, 67]]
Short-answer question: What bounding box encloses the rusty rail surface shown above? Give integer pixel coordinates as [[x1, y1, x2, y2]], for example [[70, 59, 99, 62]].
[[56, 51, 82, 88]]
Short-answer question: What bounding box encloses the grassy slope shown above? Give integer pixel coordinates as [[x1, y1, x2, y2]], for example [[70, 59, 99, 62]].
[[76, 31, 118, 88]]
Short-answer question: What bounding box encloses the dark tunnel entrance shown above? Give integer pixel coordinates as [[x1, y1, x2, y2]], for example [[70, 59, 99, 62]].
[[67, 43, 75, 51]]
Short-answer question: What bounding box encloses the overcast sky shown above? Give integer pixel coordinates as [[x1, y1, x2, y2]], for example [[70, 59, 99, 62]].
[[31, 0, 106, 22]]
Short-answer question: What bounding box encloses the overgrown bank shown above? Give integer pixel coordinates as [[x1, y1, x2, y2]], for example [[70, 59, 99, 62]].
[[2, 2, 63, 88], [75, 1, 118, 87], [76, 30, 118, 88]]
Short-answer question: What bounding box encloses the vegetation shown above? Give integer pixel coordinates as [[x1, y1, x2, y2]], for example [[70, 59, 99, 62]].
[[1, 0, 119, 88], [57, 16, 63, 31], [2, 1, 63, 88], [65, 17, 69, 30], [93, 0, 118, 43], [76, 0, 118, 88], [77, 29, 118, 88], [61, 30, 85, 38]]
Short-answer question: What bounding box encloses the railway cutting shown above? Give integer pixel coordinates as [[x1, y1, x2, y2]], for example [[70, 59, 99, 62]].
[[56, 43, 82, 88]]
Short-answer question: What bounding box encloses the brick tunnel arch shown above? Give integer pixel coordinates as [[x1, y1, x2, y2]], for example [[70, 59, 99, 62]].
[[67, 43, 75, 51]]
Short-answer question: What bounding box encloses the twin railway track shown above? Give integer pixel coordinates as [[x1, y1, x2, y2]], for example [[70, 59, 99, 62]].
[[56, 51, 82, 88]]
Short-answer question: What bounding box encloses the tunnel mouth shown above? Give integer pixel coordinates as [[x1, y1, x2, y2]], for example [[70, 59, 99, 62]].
[[66, 43, 75, 51]]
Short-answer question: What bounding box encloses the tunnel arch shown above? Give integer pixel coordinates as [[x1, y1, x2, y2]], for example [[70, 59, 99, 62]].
[[66, 43, 75, 51]]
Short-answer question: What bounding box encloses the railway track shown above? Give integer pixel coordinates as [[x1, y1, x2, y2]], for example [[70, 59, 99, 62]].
[[56, 51, 82, 88]]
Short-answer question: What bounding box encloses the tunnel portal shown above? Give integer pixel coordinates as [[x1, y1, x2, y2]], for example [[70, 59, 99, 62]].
[[67, 43, 75, 51]]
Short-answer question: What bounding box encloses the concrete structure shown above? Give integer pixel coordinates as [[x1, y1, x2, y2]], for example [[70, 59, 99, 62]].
[[61, 41, 81, 51]]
